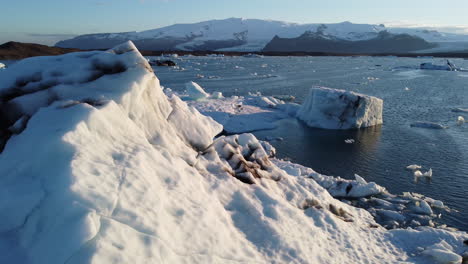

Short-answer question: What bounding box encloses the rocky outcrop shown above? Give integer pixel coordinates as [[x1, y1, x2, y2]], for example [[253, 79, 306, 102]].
[[263, 30, 437, 53]]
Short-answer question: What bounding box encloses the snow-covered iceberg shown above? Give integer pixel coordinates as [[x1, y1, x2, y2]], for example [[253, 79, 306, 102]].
[[297, 87, 383, 129], [185, 81, 210, 100], [0, 42, 466, 264]]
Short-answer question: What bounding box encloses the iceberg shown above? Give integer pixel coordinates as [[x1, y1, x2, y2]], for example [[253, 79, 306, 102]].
[[0, 42, 466, 264], [297, 87, 383, 129], [406, 164, 422, 170], [0, 63, 5, 69], [185, 81, 210, 100]]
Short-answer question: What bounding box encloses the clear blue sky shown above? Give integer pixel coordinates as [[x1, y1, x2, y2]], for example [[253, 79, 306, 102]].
[[2, 0, 468, 45]]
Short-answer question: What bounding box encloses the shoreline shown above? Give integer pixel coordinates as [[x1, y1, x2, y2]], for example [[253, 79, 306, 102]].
[[2, 41, 468, 60]]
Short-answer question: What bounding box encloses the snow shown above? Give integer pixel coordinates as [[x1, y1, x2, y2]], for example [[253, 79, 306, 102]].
[[411, 122, 448, 129], [297, 87, 383, 129], [0, 42, 467, 264], [184, 81, 210, 100]]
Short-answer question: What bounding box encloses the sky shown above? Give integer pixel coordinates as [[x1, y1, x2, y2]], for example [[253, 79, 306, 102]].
[[2, 0, 468, 45]]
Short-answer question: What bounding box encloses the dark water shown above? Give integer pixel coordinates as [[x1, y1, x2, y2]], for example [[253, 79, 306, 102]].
[[156, 56, 467, 231]]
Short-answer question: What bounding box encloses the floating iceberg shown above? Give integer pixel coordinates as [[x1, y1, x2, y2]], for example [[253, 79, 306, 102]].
[[297, 87, 383, 129], [0, 63, 5, 69]]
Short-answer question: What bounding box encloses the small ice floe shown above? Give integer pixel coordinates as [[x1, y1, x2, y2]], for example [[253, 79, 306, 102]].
[[406, 164, 422, 170], [452, 107, 468, 113], [234, 65, 244, 70], [367, 77, 379, 81], [410, 122, 447, 129], [457, 116, 465, 125], [185, 81, 210, 100], [344, 139, 355, 144], [0, 62, 6, 69], [404, 87, 410, 91], [196, 74, 205, 78], [413, 168, 433, 183], [423, 168, 433, 177]]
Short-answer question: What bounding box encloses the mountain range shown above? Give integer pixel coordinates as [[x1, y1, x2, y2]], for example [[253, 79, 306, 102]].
[[56, 18, 468, 53]]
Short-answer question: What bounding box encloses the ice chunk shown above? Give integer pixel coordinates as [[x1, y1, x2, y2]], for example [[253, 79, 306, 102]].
[[297, 87, 383, 129], [457, 116, 465, 125], [354, 174, 367, 184], [0, 63, 5, 69], [410, 200, 433, 215], [406, 164, 422, 170], [423, 168, 433, 177], [410, 122, 447, 129], [185, 81, 210, 100], [344, 139, 355, 144], [414, 170, 424, 177]]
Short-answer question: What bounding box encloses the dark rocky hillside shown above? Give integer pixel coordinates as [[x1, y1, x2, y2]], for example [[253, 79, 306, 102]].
[[263, 31, 437, 53], [0, 42, 81, 60]]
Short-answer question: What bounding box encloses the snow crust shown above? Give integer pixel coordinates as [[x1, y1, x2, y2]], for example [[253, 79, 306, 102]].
[[0, 42, 466, 264], [297, 87, 383, 129]]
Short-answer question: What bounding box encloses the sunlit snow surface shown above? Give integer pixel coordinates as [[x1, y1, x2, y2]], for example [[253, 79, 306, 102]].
[[154, 55, 468, 232], [0, 46, 467, 263]]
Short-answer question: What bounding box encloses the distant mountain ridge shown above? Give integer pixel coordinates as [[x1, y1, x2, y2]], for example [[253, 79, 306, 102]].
[[54, 18, 468, 52], [263, 30, 436, 53]]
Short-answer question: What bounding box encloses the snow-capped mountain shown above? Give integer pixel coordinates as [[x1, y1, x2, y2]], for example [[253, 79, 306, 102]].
[[56, 18, 468, 52]]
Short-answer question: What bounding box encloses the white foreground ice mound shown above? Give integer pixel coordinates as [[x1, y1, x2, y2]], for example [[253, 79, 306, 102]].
[[185, 81, 210, 100], [297, 87, 383, 129], [0, 42, 466, 264], [0, 63, 5, 69]]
